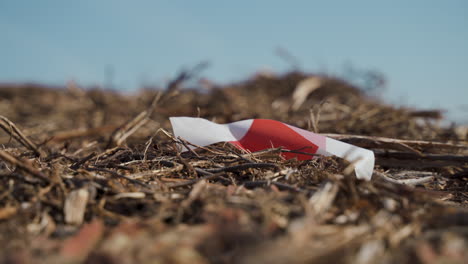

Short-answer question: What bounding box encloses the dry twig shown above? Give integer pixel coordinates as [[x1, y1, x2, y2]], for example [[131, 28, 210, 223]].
[[324, 133, 467, 154], [0, 150, 49, 182], [0, 115, 42, 156], [107, 92, 161, 147]]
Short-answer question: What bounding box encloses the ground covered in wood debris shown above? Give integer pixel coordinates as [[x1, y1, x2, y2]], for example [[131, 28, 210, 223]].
[[0, 71, 467, 263]]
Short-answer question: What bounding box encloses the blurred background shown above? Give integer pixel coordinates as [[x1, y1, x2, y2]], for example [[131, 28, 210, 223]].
[[1, 0, 467, 123]]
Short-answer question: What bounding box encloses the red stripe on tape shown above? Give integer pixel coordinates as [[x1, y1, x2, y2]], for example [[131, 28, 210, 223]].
[[230, 119, 319, 160]]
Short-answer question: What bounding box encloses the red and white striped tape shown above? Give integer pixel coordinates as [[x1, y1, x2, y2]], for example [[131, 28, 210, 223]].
[[170, 117, 375, 180]]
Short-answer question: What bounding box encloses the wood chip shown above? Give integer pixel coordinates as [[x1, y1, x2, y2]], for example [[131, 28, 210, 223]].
[[64, 188, 89, 225]]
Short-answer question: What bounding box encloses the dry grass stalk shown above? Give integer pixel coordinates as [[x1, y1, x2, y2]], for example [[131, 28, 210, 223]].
[[292, 76, 323, 110], [108, 92, 161, 147], [325, 133, 468, 154], [0, 115, 42, 156], [0, 150, 49, 182]]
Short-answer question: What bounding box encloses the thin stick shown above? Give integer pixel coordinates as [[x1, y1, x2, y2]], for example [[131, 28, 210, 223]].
[[86, 167, 149, 188], [143, 137, 153, 161], [175, 135, 226, 155], [242, 180, 305, 193], [108, 111, 149, 147], [396, 176, 435, 186], [107, 92, 161, 147], [205, 163, 279, 173], [167, 172, 223, 189], [0, 150, 49, 182], [281, 149, 320, 157], [0, 115, 42, 156], [177, 137, 200, 158], [175, 147, 196, 177], [376, 158, 463, 169], [324, 133, 467, 154], [373, 171, 434, 186], [374, 150, 468, 162], [50, 125, 118, 142], [241, 148, 283, 159], [70, 152, 96, 170]]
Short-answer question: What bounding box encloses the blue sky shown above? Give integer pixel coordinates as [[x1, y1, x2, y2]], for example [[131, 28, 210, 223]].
[[1, 0, 467, 122]]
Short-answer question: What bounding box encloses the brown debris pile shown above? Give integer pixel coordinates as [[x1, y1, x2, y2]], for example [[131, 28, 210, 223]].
[[0, 72, 467, 264]]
